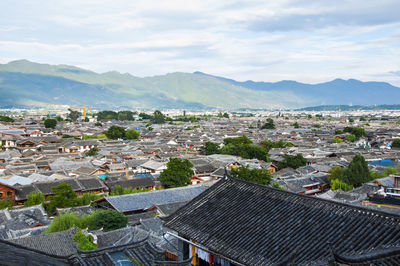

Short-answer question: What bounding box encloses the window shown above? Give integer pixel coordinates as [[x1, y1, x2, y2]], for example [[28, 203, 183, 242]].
[[0, 192, 3, 198], [7, 191, 12, 197]]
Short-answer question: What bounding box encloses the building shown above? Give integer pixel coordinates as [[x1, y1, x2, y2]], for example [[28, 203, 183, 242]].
[[164, 177, 400, 265]]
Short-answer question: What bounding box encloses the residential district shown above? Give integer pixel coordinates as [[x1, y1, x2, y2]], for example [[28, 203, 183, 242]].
[[1, 108, 400, 265]]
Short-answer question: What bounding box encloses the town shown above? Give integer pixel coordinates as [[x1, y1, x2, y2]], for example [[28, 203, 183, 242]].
[[1, 107, 400, 265]]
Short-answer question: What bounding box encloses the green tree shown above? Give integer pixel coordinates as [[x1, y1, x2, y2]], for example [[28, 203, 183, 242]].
[[0, 197, 12, 209], [73, 229, 97, 251], [105, 125, 126, 139], [117, 111, 135, 121], [342, 154, 371, 187], [223, 112, 229, 118], [89, 209, 128, 232], [45, 212, 83, 234], [293, 122, 300, 128], [330, 179, 353, 191], [85, 147, 99, 157], [332, 137, 343, 143], [345, 134, 356, 142], [25, 192, 45, 207], [328, 166, 346, 182], [223, 135, 252, 146], [261, 118, 275, 129], [110, 186, 150, 196], [335, 129, 343, 134], [74, 193, 101, 206], [126, 129, 140, 140], [392, 139, 400, 148], [44, 118, 57, 129], [343, 127, 366, 139], [47, 182, 77, 213], [202, 141, 220, 155], [159, 158, 194, 188], [230, 165, 272, 185], [278, 154, 307, 169], [67, 109, 81, 122], [261, 139, 294, 151], [152, 110, 166, 124], [94, 122, 102, 127], [0, 116, 14, 122]]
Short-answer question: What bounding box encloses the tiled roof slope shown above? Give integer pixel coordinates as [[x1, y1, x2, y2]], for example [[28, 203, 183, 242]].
[[0, 239, 69, 266], [164, 177, 400, 265], [103, 185, 206, 212]]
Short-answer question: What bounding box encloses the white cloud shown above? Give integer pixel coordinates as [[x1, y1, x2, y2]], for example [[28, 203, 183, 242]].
[[0, 0, 399, 86]]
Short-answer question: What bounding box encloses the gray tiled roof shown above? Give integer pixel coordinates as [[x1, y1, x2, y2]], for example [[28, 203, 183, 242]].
[[10, 228, 78, 256], [103, 185, 206, 212]]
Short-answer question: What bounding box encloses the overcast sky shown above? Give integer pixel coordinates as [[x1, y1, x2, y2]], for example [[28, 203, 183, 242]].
[[1, 0, 399, 85]]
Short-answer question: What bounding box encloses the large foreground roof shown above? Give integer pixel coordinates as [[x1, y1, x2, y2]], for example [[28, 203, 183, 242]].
[[164, 177, 400, 265]]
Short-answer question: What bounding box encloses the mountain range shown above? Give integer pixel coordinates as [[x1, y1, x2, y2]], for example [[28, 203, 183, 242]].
[[0, 60, 399, 110]]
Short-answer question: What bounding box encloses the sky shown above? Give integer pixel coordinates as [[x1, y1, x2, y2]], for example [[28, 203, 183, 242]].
[[0, 0, 399, 85]]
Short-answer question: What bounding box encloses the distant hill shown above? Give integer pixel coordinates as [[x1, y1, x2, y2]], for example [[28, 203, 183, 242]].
[[0, 60, 399, 109], [295, 104, 400, 111]]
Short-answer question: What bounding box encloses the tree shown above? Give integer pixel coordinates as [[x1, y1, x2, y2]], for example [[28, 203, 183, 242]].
[[0, 197, 12, 210], [126, 129, 140, 140], [153, 110, 166, 124], [67, 109, 81, 122], [261, 139, 294, 151], [332, 137, 343, 143], [223, 112, 229, 118], [335, 129, 343, 134], [330, 179, 353, 191], [47, 182, 77, 213], [261, 118, 275, 129], [293, 122, 300, 128], [44, 118, 57, 129], [94, 122, 102, 127], [345, 134, 356, 142], [85, 147, 99, 157], [392, 139, 400, 148], [223, 135, 252, 146], [110, 185, 150, 196], [73, 229, 97, 251], [74, 192, 101, 206], [343, 127, 366, 139], [0, 116, 14, 122], [89, 209, 128, 232], [202, 141, 220, 155], [25, 192, 45, 207], [230, 165, 272, 185], [105, 125, 126, 139], [342, 154, 371, 187], [278, 154, 307, 169], [328, 166, 346, 182], [45, 212, 83, 234], [159, 158, 194, 188]]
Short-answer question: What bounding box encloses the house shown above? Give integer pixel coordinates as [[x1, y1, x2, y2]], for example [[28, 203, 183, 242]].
[[14, 177, 108, 204], [0, 182, 16, 203], [164, 177, 400, 265], [69, 166, 107, 177], [92, 185, 206, 214], [105, 178, 156, 192], [138, 160, 166, 175]]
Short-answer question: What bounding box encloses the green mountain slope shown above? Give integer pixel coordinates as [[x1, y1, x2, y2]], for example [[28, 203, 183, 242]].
[[0, 60, 304, 109], [1, 60, 398, 109]]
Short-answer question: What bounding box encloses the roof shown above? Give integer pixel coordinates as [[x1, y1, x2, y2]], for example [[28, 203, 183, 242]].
[[140, 160, 165, 170], [164, 177, 400, 265], [99, 185, 206, 213], [10, 228, 78, 256], [105, 178, 155, 190], [0, 239, 69, 265]]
